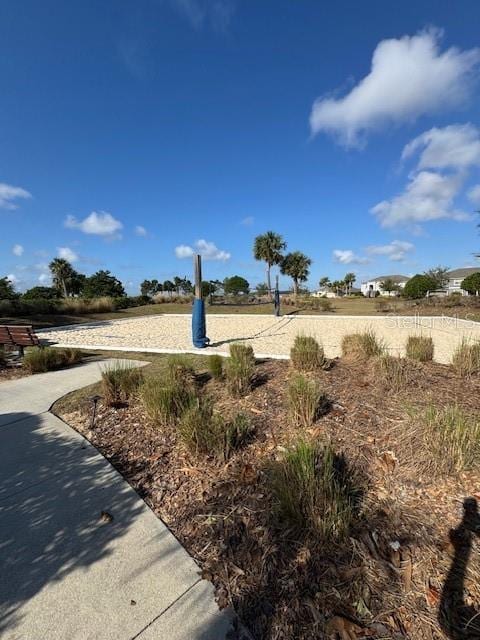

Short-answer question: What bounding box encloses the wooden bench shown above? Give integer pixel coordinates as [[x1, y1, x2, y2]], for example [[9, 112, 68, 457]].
[[0, 325, 40, 356]]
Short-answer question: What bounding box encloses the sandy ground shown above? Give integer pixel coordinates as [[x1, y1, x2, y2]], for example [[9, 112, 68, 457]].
[[37, 314, 480, 364]]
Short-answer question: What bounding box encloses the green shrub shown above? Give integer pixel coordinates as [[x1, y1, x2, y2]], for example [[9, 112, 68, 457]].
[[225, 343, 256, 396], [178, 400, 253, 459], [269, 440, 359, 540], [452, 340, 480, 377], [403, 274, 437, 299], [101, 361, 144, 406], [287, 374, 326, 427], [406, 336, 434, 362], [208, 354, 224, 380], [140, 377, 195, 426], [412, 404, 480, 475], [290, 335, 325, 371], [461, 272, 480, 295], [341, 331, 385, 360]]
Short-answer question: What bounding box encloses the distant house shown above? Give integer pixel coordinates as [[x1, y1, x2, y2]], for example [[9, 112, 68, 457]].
[[312, 286, 337, 298], [360, 275, 409, 297], [445, 268, 480, 295]]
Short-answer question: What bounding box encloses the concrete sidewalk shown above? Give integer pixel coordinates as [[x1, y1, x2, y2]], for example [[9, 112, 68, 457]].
[[0, 360, 232, 640]]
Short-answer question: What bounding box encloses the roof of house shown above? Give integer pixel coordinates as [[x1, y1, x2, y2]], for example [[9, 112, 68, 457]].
[[447, 267, 480, 279], [363, 275, 409, 284]]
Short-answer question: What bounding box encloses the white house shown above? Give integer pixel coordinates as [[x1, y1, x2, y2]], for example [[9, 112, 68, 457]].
[[445, 268, 480, 295], [312, 286, 337, 298], [361, 275, 409, 297]]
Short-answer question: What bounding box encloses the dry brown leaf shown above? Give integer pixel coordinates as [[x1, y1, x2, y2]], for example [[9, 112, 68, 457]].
[[425, 584, 440, 607], [99, 510, 113, 523], [379, 450, 397, 473], [326, 616, 362, 639]]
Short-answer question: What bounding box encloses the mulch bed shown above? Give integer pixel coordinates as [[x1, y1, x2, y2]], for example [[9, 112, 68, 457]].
[[57, 357, 480, 639]]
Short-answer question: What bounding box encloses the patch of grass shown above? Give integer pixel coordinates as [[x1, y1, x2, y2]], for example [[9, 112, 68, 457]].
[[290, 335, 325, 371], [405, 335, 434, 362], [23, 346, 82, 374], [408, 404, 480, 475], [225, 343, 256, 396], [287, 374, 326, 427], [165, 354, 197, 390], [269, 440, 359, 540], [374, 354, 416, 391], [62, 347, 83, 366], [208, 354, 224, 380], [178, 399, 253, 459], [101, 361, 144, 406], [60, 297, 116, 314], [341, 330, 385, 360], [140, 376, 195, 427], [452, 339, 480, 377]]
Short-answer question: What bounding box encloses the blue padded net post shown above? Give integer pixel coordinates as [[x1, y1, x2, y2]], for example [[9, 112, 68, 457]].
[[192, 298, 209, 348]]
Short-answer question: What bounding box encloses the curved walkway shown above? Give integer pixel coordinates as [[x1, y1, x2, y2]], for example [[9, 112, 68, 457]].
[[0, 360, 232, 640]]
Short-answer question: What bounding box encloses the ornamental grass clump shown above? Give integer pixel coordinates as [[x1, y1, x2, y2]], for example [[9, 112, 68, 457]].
[[225, 343, 256, 396], [374, 354, 416, 392], [23, 346, 82, 374], [452, 339, 480, 377], [287, 374, 326, 427], [269, 440, 360, 540], [208, 354, 224, 380], [401, 404, 480, 476], [406, 335, 434, 362], [101, 361, 144, 406], [341, 330, 385, 360], [140, 377, 195, 427], [165, 355, 196, 391], [178, 399, 253, 460], [290, 335, 325, 371]]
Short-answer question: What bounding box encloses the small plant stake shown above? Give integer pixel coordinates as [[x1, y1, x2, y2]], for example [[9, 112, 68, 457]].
[[88, 394, 102, 430]]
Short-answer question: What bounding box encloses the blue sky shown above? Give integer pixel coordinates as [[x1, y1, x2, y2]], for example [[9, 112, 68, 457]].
[[1, 0, 480, 293]]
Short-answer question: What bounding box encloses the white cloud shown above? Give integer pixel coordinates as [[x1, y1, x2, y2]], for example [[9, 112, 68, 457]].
[[6, 273, 18, 285], [57, 247, 79, 263], [175, 244, 194, 259], [0, 183, 32, 210], [310, 29, 480, 146], [12, 244, 24, 257], [38, 273, 51, 284], [468, 184, 480, 205], [135, 225, 148, 237], [372, 170, 470, 228], [402, 123, 480, 170], [240, 216, 254, 226], [175, 239, 231, 261], [366, 240, 415, 261], [65, 211, 123, 238], [333, 249, 370, 265]]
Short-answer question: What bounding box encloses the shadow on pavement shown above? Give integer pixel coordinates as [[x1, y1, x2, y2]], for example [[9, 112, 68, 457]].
[[0, 412, 143, 635]]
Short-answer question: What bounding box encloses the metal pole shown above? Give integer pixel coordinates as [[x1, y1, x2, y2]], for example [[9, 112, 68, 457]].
[[194, 254, 202, 299]]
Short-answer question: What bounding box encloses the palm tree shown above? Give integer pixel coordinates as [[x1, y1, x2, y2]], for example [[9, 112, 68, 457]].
[[319, 276, 330, 289], [280, 251, 312, 299], [331, 279, 345, 296], [344, 272, 356, 295], [49, 258, 74, 297], [253, 231, 286, 298]]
